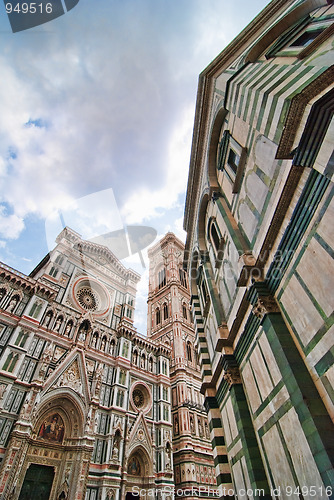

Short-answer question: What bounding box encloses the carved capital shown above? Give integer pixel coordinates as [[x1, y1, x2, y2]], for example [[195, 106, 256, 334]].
[[252, 296, 279, 320]]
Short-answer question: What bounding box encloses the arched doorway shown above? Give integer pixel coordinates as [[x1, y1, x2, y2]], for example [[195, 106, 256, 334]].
[[18, 464, 54, 500], [126, 493, 138, 500]]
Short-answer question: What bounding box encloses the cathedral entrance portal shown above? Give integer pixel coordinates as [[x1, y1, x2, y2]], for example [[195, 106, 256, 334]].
[[126, 494, 138, 500], [18, 464, 55, 500]]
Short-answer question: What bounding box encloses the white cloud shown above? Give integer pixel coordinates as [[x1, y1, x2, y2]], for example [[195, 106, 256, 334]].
[[120, 105, 194, 225], [0, 206, 24, 239]]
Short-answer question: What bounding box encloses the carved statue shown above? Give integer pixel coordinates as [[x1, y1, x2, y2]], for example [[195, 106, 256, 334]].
[[54, 317, 62, 332], [7, 296, 18, 313], [65, 322, 72, 336]]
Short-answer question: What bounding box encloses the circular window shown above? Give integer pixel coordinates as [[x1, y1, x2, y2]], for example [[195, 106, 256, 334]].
[[71, 277, 111, 317], [130, 382, 152, 414], [76, 287, 99, 311], [132, 389, 145, 409]]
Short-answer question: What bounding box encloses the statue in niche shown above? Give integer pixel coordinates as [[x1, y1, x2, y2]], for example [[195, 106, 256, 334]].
[[174, 415, 179, 435], [110, 340, 115, 355], [78, 323, 88, 342], [92, 332, 98, 348], [44, 311, 53, 327], [112, 446, 119, 460], [165, 442, 172, 470], [7, 296, 18, 313], [65, 321, 73, 336], [190, 415, 194, 434], [198, 418, 203, 436], [0, 383, 7, 400], [54, 316, 63, 332]]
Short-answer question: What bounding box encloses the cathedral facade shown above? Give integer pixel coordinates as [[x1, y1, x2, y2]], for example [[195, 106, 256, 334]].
[[183, 0, 334, 497], [147, 233, 217, 499], [0, 227, 173, 500]]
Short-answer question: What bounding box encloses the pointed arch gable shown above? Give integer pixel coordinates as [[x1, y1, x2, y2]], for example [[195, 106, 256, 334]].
[[127, 412, 152, 458], [42, 348, 91, 406]]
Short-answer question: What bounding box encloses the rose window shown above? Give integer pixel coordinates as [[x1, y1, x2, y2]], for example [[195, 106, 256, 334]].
[[76, 288, 99, 311], [132, 389, 144, 409], [71, 277, 111, 317], [130, 383, 152, 414]]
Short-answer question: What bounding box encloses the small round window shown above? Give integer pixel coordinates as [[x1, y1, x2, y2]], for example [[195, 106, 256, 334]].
[[130, 382, 152, 414]]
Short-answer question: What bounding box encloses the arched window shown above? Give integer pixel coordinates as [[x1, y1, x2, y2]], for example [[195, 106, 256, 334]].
[[49, 266, 59, 278], [163, 303, 168, 320], [3, 352, 19, 372], [156, 308, 161, 325], [179, 268, 187, 288], [186, 341, 192, 362], [29, 300, 43, 319], [210, 222, 220, 251], [158, 268, 166, 289], [182, 304, 187, 320], [55, 254, 64, 265]]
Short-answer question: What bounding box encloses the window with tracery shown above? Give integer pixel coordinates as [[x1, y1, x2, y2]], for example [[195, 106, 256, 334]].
[[156, 307, 161, 325], [158, 268, 166, 289], [163, 303, 168, 320], [186, 341, 192, 362]]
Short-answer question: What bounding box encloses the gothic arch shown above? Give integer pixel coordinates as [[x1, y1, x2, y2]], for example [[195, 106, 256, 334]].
[[207, 106, 228, 187], [34, 390, 86, 438], [197, 191, 211, 253], [127, 445, 153, 477]]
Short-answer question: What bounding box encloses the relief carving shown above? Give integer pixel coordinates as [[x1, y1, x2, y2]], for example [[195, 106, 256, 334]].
[[223, 367, 241, 387], [252, 295, 279, 320]]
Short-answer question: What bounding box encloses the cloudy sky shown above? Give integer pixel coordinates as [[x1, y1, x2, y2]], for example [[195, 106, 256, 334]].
[[0, 0, 269, 332]]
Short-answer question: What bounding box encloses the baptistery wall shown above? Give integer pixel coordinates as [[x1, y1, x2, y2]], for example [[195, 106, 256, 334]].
[[184, 0, 334, 497]]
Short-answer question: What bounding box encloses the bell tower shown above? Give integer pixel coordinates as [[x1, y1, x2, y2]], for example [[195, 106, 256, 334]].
[[147, 233, 217, 499]]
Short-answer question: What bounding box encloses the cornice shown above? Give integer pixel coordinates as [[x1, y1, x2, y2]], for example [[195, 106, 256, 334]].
[[74, 241, 140, 284], [0, 262, 57, 299]]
